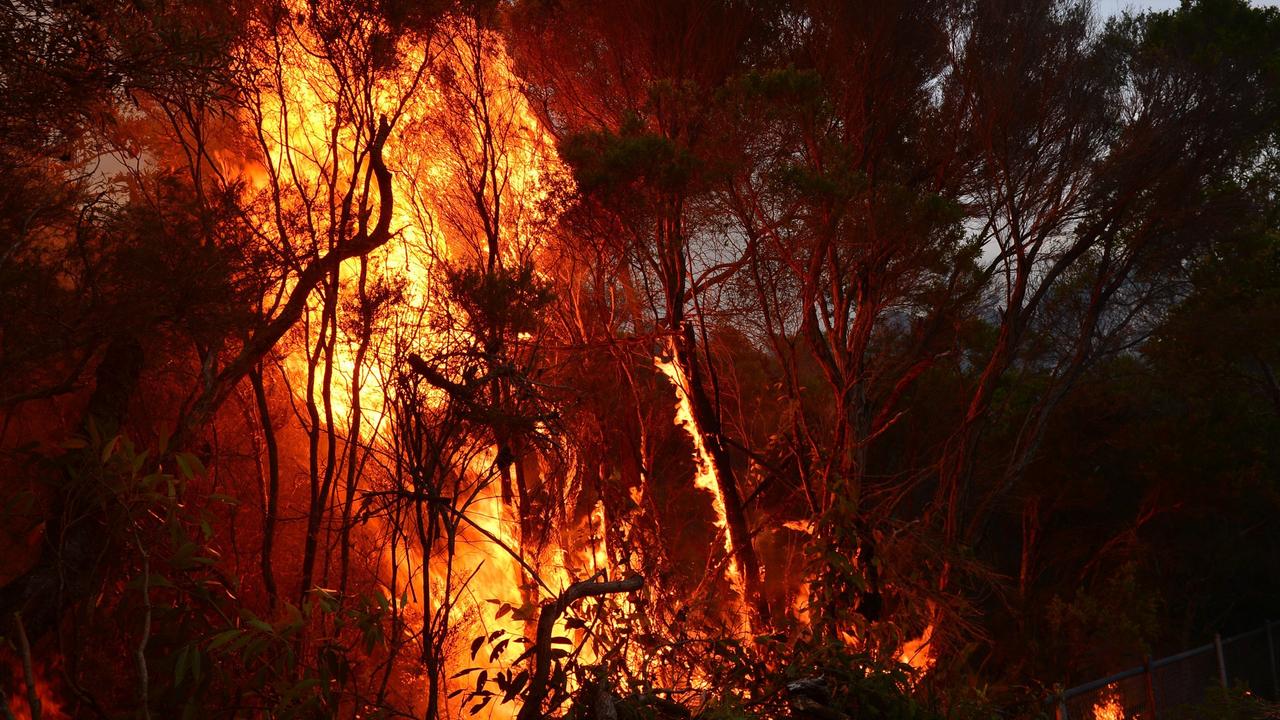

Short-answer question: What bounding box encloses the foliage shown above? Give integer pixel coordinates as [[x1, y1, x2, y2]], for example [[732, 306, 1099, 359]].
[[1166, 685, 1280, 720], [1045, 563, 1161, 679]]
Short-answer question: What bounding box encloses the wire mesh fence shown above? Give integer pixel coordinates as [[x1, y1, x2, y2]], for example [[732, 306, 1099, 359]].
[[1052, 620, 1280, 719]]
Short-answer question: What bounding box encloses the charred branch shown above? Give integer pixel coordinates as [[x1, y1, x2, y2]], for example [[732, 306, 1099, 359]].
[[516, 575, 644, 720]]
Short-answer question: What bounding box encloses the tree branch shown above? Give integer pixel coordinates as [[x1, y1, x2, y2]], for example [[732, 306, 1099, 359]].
[[178, 116, 395, 446], [516, 576, 644, 720]]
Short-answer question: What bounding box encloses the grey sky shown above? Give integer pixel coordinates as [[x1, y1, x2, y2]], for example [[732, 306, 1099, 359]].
[[1100, 0, 1279, 15], [1099, 0, 1187, 14]]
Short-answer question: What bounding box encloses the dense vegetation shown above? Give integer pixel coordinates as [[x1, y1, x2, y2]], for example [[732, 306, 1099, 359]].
[[1, 0, 1277, 717]]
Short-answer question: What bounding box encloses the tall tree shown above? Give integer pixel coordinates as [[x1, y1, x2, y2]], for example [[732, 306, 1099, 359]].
[[510, 0, 780, 625]]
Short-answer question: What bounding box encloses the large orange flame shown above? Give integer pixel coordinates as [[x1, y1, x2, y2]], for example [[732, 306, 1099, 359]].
[[240, 5, 605, 716], [233, 2, 945, 714]]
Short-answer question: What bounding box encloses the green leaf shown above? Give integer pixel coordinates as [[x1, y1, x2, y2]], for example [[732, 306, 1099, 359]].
[[130, 449, 148, 476], [208, 629, 242, 650], [175, 453, 205, 480], [100, 435, 120, 463], [174, 645, 190, 686], [312, 587, 339, 613], [171, 541, 198, 569], [243, 637, 267, 662]]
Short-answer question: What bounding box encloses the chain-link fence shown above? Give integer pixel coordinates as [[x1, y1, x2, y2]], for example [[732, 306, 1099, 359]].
[[1051, 621, 1280, 719]]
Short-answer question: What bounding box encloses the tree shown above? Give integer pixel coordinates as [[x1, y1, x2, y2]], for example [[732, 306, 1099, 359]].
[[510, 0, 781, 626]]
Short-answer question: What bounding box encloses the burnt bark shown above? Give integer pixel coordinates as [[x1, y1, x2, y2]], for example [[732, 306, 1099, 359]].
[[248, 365, 280, 609]]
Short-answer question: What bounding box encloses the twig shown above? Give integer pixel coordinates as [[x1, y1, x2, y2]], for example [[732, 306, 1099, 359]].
[[0, 677, 17, 720], [12, 612, 39, 720], [135, 540, 152, 720]]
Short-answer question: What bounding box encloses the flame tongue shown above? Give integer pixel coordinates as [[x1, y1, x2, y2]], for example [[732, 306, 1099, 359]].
[[899, 622, 936, 674], [654, 352, 752, 636]]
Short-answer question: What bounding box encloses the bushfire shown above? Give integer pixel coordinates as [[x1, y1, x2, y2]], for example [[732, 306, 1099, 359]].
[[235, 2, 937, 714], [6, 0, 1270, 718]]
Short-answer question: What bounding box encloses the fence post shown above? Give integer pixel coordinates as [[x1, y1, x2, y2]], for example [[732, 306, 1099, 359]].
[[1214, 633, 1228, 688], [1144, 655, 1158, 719], [1267, 620, 1278, 699]]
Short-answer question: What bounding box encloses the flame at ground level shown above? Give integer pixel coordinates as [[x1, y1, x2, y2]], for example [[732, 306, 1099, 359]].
[[1092, 684, 1126, 720], [899, 622, 936, 674]]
